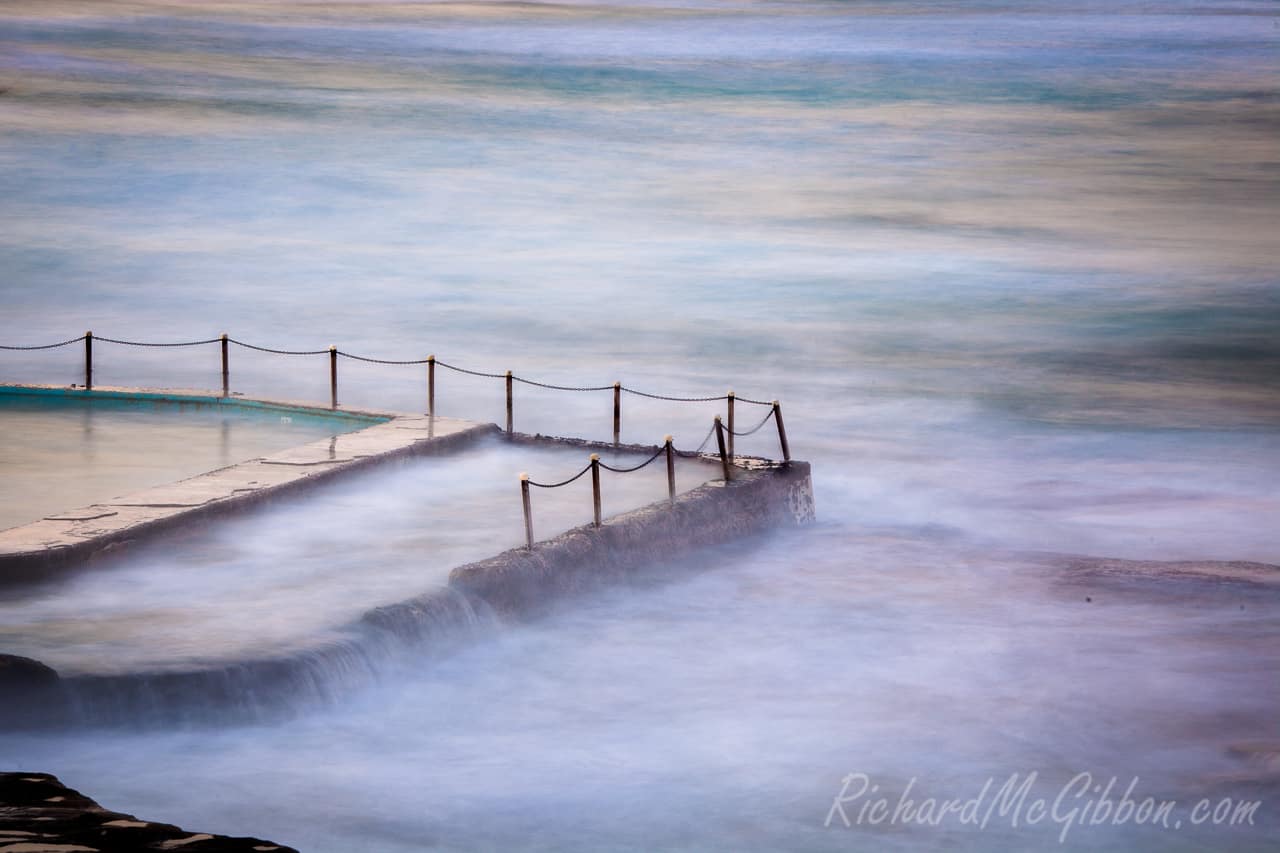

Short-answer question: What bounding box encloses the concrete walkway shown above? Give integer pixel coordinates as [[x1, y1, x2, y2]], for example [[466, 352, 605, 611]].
[[0, 387, 491, 582]]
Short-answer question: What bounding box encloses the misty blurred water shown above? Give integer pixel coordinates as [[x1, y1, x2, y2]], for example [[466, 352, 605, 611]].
[[0, 436, 715, 674], [1, 1, 1278, 850]]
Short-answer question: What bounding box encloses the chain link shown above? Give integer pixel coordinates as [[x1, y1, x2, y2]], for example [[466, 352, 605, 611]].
[[689, 421, 719, 455], [598, 445, 666, 473], [528, 463, 593, 489], [227, 338, 330, 356], [0, 335, 87, 350], [621, 386, 727, 403], [337, 351, 431, 366], [95, 335, 222, 347], [434, 359, 508, 380], [728, 407, 776, 437], [513, 375, 614, 392]]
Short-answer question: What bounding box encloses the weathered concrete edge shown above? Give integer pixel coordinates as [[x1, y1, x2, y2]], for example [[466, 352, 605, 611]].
[[0, 424, 497, 582], [2, 462, 815, 726]]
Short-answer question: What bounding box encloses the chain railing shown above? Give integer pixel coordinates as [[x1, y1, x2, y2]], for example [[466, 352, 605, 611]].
[[1, 330, 785, 443], [4, 330, 796, 551], [520, 436, 674, 549], [514, 408, 791, 550]]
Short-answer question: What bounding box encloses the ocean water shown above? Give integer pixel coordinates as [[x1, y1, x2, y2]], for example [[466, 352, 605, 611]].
[[1, 1, 1278, 850]]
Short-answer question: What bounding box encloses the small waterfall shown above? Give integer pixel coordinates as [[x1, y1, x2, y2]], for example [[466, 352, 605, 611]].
[[2, 465, 807, 728], [2, 587, 498, 729], [361, 584, 496, 647]]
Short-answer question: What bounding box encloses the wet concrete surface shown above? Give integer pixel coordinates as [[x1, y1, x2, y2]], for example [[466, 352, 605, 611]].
[[0, 386, 489, 583]]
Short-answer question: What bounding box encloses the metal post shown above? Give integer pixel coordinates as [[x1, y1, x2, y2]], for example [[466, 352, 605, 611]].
[[773, 400, 791, 463], [83, 331, 93, 390], [726, 390, 735, 459], [612, 381, 621, 447], [520, 473, 534, 550], [220, 333, 229, 397], [505, 370, 513, 434], [427, 354, 435, 417], [664, 435, 675, 506], [714, 416, 731, 482], [329, 346, 338, 410], [590, 453, 602, 527]]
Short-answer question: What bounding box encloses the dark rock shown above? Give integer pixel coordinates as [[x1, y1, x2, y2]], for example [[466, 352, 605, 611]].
[[0, 654, 72, 728], [0, 653, 59, 689], [0, 771, 298, 852]]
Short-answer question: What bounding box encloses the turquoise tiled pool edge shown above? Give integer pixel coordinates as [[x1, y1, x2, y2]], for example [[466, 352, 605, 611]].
[[0, 383, 393, 428]]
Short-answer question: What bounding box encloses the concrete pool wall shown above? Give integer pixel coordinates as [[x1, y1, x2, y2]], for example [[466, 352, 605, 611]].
[[0, 385, 815, 726], [2, 460, 814, 727]]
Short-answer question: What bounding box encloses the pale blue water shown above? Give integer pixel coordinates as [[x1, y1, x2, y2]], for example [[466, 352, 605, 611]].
[[1, 1, 1278, 850]]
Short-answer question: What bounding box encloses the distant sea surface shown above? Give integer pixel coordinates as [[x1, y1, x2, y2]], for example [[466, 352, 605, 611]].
[[1, 2, 1278, 851]]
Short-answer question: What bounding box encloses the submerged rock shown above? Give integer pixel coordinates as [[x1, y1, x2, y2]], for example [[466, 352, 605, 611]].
[[0, 772, 298, 852], [1224, 742, 1280, 786], [1059, 557, 1280, 587], [0, 654, 71, 728], [1039, 554, 1280, 602], [0, 653, 59, 689]]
